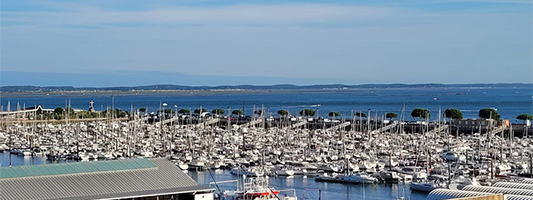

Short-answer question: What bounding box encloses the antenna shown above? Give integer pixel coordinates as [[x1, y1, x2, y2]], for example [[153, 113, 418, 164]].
[[207, 169, 223, 196]]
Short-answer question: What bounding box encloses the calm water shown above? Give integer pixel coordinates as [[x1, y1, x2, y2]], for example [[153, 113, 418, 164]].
[[1, 87, 532, 121], [188, 169, 428, 200]]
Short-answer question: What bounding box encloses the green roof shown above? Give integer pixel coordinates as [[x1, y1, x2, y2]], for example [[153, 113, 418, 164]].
[[0, 158, 156, 179]]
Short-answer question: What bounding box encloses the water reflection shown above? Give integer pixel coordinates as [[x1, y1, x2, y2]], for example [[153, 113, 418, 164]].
[[1, 152, 80, 167], [187, 170, 427, 200]]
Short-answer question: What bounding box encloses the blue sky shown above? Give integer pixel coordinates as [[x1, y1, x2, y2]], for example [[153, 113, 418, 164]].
[[1, 0, 532, 86]]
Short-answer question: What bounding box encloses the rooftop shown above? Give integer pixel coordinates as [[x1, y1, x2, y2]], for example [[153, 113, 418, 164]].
[[0, 158, 213, 200]]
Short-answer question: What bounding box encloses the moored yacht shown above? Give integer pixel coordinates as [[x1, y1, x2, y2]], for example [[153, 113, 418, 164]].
[[409, 175, 448, 193], [341, 172, 378, 184], [189, 158, 207, 171], [380, 170, 402, 183]]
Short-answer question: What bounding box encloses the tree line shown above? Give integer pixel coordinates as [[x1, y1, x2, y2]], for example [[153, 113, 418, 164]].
[[41, 106, 533, 124], [43, 107, 129, 120]]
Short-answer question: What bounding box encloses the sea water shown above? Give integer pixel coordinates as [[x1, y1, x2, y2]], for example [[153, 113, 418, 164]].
[[1, 86, 531, 121]]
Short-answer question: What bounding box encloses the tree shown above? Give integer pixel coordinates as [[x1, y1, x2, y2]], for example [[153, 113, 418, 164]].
[[194, 108, 208, 114], [355, 111, 367, 118], [254, 110, 263, 116], [65, 107, 75, 115], [178, 109, 190, 115], [116, 108, 128, 118], [78, 111, 99, 119], [478, 108, 500, 120], [328, 112, 340, 117], [411, 108, 430, 120], [163, 108, 173, 114], [277, 110, 289, 116], [385, 112, 398, 120], [54, 107, 64, 115], [444, 108, 463, 119], [212, 108, 225, 115], [102, 108, 128, 118], [299, 109, 316, 117], [53, 107, 64, 120], [516, 114, 533, 124], [232, 110, 243, 116], [139, 107, 146, 113]]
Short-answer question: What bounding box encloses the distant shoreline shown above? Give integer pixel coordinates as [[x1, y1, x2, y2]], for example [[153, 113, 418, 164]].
[[0, 89, 278, 97], [0, 83, 530, 95]]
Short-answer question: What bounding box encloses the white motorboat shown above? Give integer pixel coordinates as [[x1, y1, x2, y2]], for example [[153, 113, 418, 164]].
[[292, 168, 305, 175], [189, 158, 206, 171], [448, 176, 479, 190], [341, 173, 378, 184], [22, 150, 32, 157], [274, 168, 295, 176]]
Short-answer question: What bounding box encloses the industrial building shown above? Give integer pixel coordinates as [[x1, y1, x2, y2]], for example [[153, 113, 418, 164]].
[[0, 158, 214, 200]]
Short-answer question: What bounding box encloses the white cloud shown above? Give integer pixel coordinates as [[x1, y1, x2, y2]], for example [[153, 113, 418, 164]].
[[2, 4, 404, 27]]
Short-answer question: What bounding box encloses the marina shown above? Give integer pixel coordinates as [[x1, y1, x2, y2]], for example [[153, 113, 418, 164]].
[[0, 87, 532, 200], [3, 0, 531, 198]]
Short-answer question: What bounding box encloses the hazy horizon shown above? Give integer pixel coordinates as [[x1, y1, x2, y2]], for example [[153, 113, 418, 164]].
[[0, 70, 531, 88], [1, 71, 533, 87]]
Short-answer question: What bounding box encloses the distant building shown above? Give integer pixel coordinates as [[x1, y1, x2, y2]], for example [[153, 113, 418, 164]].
[[452, 118, 510, 133], [0, 104, 54, 120], [89, 101, 95, 112]]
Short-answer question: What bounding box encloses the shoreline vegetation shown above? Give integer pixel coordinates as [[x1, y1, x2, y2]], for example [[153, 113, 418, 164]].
[[0, 83, 531, 95]]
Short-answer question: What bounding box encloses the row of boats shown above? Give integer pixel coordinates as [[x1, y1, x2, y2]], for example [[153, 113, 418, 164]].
[[1, 113, 532, 198]]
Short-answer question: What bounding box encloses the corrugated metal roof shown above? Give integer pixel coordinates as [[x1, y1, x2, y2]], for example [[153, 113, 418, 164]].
[[0, 158, 213, 200], [523, 178, 533, 184], [0, 158, 155, 179], [425, 189, 491, 200], [493, 182, 533, 190], [462, 185, 533, 196], [426, 189, 533, 200], [506, 195, 533, 200]]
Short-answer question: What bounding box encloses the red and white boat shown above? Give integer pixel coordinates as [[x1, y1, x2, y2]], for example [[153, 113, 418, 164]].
[[212, 175, 297, 200]]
